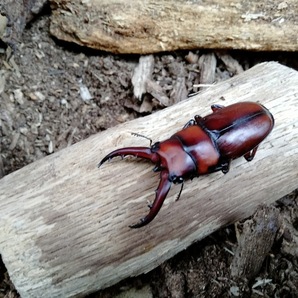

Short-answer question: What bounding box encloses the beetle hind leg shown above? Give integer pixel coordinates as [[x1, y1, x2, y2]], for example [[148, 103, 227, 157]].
[[129, 171, 172, 228], [244, 146, 259, 161]]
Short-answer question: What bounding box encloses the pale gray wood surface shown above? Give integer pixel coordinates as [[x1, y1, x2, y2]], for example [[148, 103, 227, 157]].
[[0, 62, 297, 297]]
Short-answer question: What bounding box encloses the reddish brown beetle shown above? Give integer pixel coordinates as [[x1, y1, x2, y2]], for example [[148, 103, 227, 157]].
[[99, 102, 274, 228]]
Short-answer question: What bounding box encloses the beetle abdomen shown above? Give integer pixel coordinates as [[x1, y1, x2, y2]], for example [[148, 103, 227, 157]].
[[202, 102, 274, 159]]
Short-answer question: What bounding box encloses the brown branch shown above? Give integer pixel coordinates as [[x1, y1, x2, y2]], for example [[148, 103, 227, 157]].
[[49, 0, 298, 53]]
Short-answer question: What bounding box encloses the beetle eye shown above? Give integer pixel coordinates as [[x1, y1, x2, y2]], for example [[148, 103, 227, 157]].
[[171, 175, 183, 184], [151, 142, 160, 152]]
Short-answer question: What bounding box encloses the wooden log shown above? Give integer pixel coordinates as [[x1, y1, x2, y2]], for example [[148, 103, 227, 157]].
[[49, 0, 298, 53], [0, 62, 297, 297]]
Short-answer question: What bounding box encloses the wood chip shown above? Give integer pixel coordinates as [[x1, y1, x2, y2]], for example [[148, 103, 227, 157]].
[[139, 96, 154, 113], [0, 154, 5, 178], [132, 55, 154, 100], [185, 51, 199, 64], [198, 53, 217, 89], [169, 62, 188, 104], [0, 70, 6, 94], [48, 140, 53, 154], [13, 89, 24, 105], [9, 132, 20, 150], [216, 52, 244, 75], [146, 80, 170, 107]]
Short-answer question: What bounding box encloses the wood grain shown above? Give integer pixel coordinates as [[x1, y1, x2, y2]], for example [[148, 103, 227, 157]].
[[0, 62, 297, 297], [49, 0, 298, 53]]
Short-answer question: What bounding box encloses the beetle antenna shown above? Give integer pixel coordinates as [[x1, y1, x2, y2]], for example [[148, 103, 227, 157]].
[[131, 132, 153, 146], [176, 182, 184, 201]]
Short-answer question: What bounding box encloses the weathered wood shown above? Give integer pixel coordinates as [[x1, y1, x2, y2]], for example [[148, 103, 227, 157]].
[[231, 205, 282, 280], [49, 0, 298, 53], [132, 55, 154, 100], [198, 53, 217, 89], [0, 62, 297, 298]]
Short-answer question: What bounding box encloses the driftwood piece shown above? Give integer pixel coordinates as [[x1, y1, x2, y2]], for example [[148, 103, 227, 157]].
[[0, 62, 298, 298], [49, 0, 298, 54]]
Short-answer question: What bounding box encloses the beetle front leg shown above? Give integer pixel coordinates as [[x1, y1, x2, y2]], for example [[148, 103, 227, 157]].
[[175, 182, 184, 201], [211, 104, 225, 112], [183, 119, 196, 129], [244, 146, 259, 161]]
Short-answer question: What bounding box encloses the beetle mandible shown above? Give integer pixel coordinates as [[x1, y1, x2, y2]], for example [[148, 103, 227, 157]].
[[99, 102, 274, 228]]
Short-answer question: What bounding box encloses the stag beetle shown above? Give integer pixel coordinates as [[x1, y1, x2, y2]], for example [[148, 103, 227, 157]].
[[99, 102, 274, 228]]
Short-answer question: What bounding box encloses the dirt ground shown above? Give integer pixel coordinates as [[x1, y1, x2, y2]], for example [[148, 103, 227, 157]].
[[0, 11, 298, 298]]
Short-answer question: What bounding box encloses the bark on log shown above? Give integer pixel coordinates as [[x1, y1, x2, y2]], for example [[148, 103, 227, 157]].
[[49, 0, 298, 53], [0, 62, 298, 298]]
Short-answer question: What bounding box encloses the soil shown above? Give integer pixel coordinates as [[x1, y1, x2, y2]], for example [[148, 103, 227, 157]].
[[0, 11, 298, 298]]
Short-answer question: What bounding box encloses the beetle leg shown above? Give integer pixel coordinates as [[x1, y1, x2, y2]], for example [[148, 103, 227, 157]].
[[98, 147, 153, 167], [183, 119, 196, 129], [220, 160, 231, 174], [175, 182, 184, 201], [129, 170, 171, 228], [244, 146, 259, 161], [194, 115, 203, 123], [211, 104, 225, 112], [183, 120, 194, 128]]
